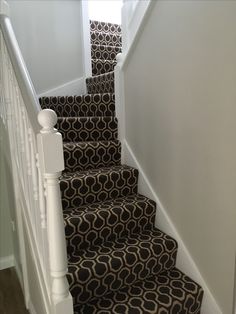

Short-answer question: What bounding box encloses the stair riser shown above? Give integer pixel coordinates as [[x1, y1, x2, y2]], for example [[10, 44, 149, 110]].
[[67, 231, 178, 304], [40, 94, 115, 117], [60, 167, 139, 210], [91, 44, 121, 61], [57, 117, 118, 142], [64, 141, 121, 172], [86, 72, 114, 94], [90, 20, 121, 35], [90, 31, 122, 47], [92, 59, 117, 76], [64, 197, 156, 252]]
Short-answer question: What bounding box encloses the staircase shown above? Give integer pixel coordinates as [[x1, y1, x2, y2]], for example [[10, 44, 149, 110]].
[[39, 20, 203, 314]]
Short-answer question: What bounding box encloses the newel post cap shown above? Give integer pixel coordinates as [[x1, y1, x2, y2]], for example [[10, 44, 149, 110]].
[[37, 109, 64, 173], [38, 109, 57, 134]]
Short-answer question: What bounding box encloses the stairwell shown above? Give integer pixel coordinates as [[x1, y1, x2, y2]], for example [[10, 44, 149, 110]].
[[39, 20, 203, 314]]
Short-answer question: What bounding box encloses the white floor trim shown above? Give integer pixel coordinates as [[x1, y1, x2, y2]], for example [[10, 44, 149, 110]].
[[0, 254, 14, 270], [28, 300, 37, 314], [38, 77, 86, 98], [123, 139, 222, 314]]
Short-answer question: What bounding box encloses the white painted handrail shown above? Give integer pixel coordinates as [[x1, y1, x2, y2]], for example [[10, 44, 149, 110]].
[[0, 7, 40, 133], [0, 1, 73, 313]]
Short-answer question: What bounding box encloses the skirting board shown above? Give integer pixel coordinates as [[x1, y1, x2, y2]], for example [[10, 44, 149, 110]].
[[0, 254, 14, 270], [123, 139, 222, 314], [28, 300, 37, 314], [38, 77, 86, 98]]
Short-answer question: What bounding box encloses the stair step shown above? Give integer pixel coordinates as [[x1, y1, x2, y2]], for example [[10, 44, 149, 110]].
[[90, 20, 121, 35], [67, 229, 178, 305], [57, 116, 118, 142], [92, 59, 117, 76], [90, 30, 122, 47], [39, 93, 115, 117], [86, 72, 114, 94], [73, 267, 203, 314], [91, 44, 121, 61], [64, 194, 156, 252], [60, 165, 138, 210], [63, 140, 121, 172]]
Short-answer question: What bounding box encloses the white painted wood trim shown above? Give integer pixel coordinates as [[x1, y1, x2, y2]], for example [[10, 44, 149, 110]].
[[81, 0, 92, 79], [121, 0, 154, 70], [14, 256, 23, 286], [0, 254, 14, 270], [123, 139, 223, 314], [28, 300, 37, 314], [38, 77, 86, 98]]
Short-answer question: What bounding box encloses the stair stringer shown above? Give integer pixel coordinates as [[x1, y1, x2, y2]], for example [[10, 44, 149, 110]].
[[122, 139, 222, 314]]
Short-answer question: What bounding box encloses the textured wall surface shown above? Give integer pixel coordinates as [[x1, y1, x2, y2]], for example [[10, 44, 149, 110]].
[[8, 0, 84, 94], [123, 1, 236, 312]]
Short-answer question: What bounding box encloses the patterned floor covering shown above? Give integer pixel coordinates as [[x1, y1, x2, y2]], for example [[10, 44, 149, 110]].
[[39, 20, 203, 313]]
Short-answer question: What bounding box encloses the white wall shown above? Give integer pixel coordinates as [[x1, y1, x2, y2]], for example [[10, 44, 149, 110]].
[[123, 1, 236, 313], [88, 0, 122, 24], [8, 0, 85, 95]]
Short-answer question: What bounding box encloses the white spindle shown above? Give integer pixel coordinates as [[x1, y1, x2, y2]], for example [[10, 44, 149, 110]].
[[29, 128, 38, 201], [36, 153, 47, 229]]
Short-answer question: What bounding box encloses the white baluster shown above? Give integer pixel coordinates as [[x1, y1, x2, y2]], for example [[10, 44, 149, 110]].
[[37, 109, 73, 313], [36, 153, 46, 229], [29, 128, 38, 201]]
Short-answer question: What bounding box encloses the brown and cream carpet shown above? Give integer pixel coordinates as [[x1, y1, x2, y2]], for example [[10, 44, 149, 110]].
[[40, 20, 203, 314]]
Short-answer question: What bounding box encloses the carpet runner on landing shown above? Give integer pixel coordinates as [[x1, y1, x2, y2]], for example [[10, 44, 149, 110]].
[[39, 20, 203, 313]]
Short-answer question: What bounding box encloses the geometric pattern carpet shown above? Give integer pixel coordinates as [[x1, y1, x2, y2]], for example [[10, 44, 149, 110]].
[[39, 19, 203, 314]]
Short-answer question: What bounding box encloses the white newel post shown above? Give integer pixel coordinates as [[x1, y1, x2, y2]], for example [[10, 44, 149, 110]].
[[37, 109, 73, 314]]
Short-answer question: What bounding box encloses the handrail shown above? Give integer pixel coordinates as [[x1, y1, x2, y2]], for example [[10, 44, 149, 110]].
[[0, 2, 40, 134]]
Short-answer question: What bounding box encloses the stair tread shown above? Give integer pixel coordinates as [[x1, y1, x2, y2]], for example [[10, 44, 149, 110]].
[[86, 72, 115, 94], [67, 228, 178, 304], [86, 71, 115, 81], [61, 164, 137, 180], [40, 93, 115, 117], [64, 193, 156, 251], [90, 20, 121, 35], [91, 44, 121, 61], [60, 165, 138, 210], [57, 116, 118, 142], [74, 267, 203, 314], [92, 58, 117, 63], [92, 59, 117, 76], [63, 140, 121, 172], [90, 30, 122, 47]]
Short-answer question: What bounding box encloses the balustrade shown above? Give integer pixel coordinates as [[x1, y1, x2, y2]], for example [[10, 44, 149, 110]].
[[0, 1, 73, 312]]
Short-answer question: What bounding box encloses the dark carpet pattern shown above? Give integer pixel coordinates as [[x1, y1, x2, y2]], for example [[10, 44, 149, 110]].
[[90, 21, 122, 76], [74, 268, 203, 314], [63, 140, 121, 172], [39, 19, 203, 313], [40, 93, 115, 117]]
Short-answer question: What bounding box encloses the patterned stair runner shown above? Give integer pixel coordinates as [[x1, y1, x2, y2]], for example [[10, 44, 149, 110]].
[[39, 19, 203, 314]]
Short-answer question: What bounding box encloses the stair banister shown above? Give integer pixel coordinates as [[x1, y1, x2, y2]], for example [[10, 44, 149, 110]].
[[37, 109, 71, 309], [0, 0, 40, 133], [0, 1, 73, 313]]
